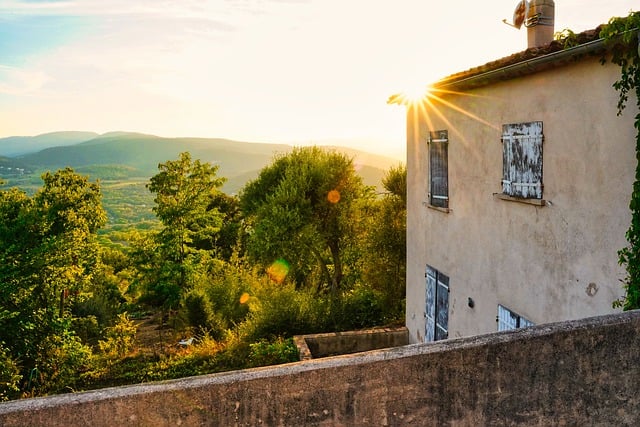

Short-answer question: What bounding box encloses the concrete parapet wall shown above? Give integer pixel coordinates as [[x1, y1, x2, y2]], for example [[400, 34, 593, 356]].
[[295, 327, 409, 360], [1, 311, 639, 426]]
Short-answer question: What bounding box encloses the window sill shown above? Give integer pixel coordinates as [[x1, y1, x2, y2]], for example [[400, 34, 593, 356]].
[[424, 202, 451, 213], [494, 193, 545, 206]]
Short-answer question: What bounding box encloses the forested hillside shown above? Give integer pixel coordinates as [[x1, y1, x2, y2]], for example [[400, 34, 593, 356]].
[[0, 131, 398, 194], [0, 148, 406, 401]]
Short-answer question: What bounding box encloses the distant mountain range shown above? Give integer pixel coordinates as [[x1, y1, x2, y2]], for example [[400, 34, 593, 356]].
[[0, 131, 401, 193]]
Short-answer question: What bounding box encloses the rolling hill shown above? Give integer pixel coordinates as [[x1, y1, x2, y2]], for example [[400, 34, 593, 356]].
[[6, 132, 398, 193], [0, 131, 100, 157]]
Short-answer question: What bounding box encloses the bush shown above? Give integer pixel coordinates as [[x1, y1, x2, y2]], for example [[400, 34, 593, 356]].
[[36, 330, 93, 395], [239, 282, 329, 341], [184, 290, 214, 331], [71, 315, 101, 347], [334, 285, 386, 330], [204, 262, 252, 327], [98, 313, 137, 359], [248, 337, 299, 367], [183, 290, 226, 340], [0, 342, 20, 401]]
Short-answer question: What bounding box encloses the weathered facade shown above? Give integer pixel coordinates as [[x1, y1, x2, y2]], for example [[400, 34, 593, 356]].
[[402, 31, 637, 343]]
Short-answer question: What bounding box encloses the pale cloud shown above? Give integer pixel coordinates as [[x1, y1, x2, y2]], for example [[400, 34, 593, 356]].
[[0, 0, 637, 160], [0, 65, 49, 95]]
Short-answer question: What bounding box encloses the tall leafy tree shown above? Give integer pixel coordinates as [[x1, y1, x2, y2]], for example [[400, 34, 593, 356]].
[[0, 168, 106, 394], [240, 146, 372, 293], [145, 152, 226, 304], [359, 165, 406, 314]]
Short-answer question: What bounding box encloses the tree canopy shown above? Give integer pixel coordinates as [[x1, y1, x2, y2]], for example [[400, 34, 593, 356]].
[[0, 168, 106, 396], [240, 146, 373, 293], [142, 152, 227, 306]]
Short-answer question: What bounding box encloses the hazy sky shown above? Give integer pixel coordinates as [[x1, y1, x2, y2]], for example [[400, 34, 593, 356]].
[[0, 0, 637, 159]]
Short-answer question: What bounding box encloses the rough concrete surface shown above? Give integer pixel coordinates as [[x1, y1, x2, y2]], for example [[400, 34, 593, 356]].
[[1, 311, 639, 426], [295, 327, 409, 360]]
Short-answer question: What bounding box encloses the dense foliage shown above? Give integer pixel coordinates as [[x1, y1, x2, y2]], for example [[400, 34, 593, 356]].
[[0, 168, 107, 397], [143, 152, 226, 307], [600, 12, 640, 310], [241, 146, 371, 293], [0, 148, 406, 400]]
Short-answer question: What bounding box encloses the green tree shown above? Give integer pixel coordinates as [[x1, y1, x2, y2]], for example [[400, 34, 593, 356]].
[[0, 168, 106, 395], [145, 152, 226, 305], [359, 165, 406, 316], [240, 146, 372, 293]]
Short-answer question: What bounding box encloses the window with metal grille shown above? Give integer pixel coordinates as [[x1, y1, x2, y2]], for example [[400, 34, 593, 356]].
[[429, 130, 448, 208], [426, 265, 449, 341], [497, 304, 534, 331], [502, 121, 543, 199]]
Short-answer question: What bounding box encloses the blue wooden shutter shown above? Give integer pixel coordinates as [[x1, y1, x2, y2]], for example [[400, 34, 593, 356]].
[[426, 266, 449, 342], [435, 273, 449, 340], [425, 266, 436, 342], [502, 121, 543, 199], [497, 304, 534, 331], [429, 130, 449, 208]]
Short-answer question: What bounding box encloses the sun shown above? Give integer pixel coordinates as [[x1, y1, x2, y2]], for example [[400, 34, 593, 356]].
[[402, 83, 430, 104], [387, 82, 432, 106]]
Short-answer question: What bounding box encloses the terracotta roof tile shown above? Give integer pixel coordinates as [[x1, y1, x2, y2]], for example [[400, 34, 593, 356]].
[[438, 26, 604, 86]]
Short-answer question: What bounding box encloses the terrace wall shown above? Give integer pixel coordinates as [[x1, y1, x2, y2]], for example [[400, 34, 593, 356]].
[[1, 311, 639, 426]]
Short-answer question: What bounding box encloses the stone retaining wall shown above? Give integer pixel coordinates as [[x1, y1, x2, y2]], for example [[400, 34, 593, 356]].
[[1, 311, 639, 426]]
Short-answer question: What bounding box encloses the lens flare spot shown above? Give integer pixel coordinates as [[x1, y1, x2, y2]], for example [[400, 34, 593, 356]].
[[267, 258, 290, 283], [327, 189, 341, 204], [239, 292, 250, 304]]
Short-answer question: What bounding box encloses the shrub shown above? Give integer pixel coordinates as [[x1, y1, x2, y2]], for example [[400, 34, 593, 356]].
[[184, 290, 214, 330], [0, 342, 20, 401], [36, 330, 93, 395], [239, 282, 329, 341], [71, 315, 101, 347], [98, 313, 137, 359], [204, 262, 252, 327], [183, 290, 226, 340], [248, 337, 299, 367], [334, 285, 386, 330]]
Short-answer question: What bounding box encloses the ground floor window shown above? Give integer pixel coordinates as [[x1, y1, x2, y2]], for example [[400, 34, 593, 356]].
[[426, 265, 449, 341], [497, 304, 534, 331]]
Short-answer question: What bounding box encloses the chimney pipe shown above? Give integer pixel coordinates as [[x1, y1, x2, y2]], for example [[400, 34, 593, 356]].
[[526, 0, 555, 48]]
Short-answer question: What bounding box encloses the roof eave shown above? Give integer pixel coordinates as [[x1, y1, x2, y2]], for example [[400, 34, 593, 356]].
[[433, 37, 608, 92]]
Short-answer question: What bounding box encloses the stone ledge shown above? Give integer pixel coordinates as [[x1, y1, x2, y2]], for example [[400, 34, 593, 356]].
[[1, 311, 639, 426]]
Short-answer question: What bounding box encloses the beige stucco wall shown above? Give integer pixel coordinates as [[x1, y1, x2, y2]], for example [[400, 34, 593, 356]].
[[406, 56, 637, 343]]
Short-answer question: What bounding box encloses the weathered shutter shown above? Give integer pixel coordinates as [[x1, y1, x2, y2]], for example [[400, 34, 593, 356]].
[[425, 265, 449, 342], [497, 304, 534, 331], [497, 304, 518, 331], [425, 266, 436, 342], [502, 121, 543, 199], [429, 130, 449, 208], [435, 272, 449, 340]]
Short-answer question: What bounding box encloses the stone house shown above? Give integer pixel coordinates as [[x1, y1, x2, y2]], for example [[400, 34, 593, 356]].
[[393, 1, 638, 344]]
